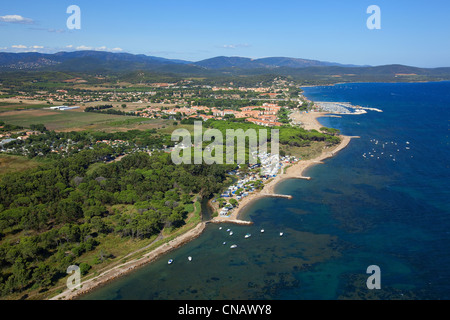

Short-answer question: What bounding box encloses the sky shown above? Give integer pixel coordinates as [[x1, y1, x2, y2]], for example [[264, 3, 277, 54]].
[[0, 0, 449, 67]]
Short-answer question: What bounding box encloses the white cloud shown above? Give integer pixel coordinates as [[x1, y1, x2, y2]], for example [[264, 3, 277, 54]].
[[28, 27, 66, 33], [12, 45, 28, 49], [76, 45, 124, 52], [0, 15, 34, 24], [47, 28, 65, 33], [2, 44, 125, 54], [76, 45, 93, 50], [221, 43, 251, 49]]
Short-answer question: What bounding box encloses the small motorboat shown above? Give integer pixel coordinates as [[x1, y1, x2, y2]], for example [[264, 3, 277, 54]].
[[223, 241, 226, 245], [245, 233, 251, 238], [168, 259, 173, 265], [261, 229, 265, 233], [280, 232, 284, 237], [230, 245, 238, 249], [188, 256, 192, 262], [229, 231, 233, 236], [226, 229, 231, 232]]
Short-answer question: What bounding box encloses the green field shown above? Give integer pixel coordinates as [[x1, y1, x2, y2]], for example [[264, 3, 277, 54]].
[[0, 109, 169, 131], [0, 154, 43, 177], [0, 102, 49, 113]]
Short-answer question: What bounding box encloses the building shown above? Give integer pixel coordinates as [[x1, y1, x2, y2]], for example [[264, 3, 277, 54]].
[[49, 106, 80, 111]]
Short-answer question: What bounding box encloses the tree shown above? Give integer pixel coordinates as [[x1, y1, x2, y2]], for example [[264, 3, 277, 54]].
[[57, 200, 83, 223], [229, 198, 238, 207], [91, 216, 107, 234], [30, 124, 47, 132], [79, 262, 91, 276]]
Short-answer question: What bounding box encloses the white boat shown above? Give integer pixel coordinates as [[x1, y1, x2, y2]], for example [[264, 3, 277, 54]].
[[223, 241, 226, 245], [230, 245, 238, 249], [245, 233, 251, 238], [168, 259, 173, 264], [229, 231, 233, 236], [219, 227, 222, 230], [188, 256, 192, 261], [280, 232, 284, 237], [226, 229, 231, 232], [261, 229, 265, 233]]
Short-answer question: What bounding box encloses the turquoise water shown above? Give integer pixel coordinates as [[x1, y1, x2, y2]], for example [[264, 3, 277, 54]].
[[83, 82, 450, 300]]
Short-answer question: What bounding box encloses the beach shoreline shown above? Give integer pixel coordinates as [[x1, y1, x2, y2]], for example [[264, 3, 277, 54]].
[[213, 133, 354, 223], [50, 222, 207, 300], [50, 111, 354, 300]]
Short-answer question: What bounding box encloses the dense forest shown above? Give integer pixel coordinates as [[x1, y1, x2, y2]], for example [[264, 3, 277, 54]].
[[204, 119, 341, 147], [0, 147, 232, 297]]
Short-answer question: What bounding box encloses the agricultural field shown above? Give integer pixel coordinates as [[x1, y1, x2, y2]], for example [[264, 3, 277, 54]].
[[0, 101, 50, 113], [0, 108, 170, 132]]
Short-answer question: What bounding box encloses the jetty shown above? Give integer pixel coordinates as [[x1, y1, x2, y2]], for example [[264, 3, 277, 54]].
[[266, 194, 293, 200], [209, 219, 253, 226]]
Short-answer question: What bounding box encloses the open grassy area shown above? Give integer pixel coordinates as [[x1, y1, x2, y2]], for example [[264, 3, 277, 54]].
[[0, 154, 43, 178], [281, 140, 333, 160], [0, 109, 169, 132], [0, 102, 49, 113]]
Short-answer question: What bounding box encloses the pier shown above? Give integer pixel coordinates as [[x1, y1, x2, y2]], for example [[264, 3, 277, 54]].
[[209, 219, 254, 225], [266, 194, 293, 200]]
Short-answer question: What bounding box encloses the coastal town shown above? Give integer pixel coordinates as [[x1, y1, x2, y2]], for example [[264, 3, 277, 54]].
[[0, 77, 318, 157], [0, 75, 355, 300], [0, 78, 357, 221], [0, 0, 448, 304]]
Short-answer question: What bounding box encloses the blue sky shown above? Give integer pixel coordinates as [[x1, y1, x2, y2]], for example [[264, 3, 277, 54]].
[[1, 0, 449, 67]]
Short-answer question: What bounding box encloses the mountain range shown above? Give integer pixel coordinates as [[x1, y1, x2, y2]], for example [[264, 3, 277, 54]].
[[1, 50, 449, 83], [0, 51, 363, 71]]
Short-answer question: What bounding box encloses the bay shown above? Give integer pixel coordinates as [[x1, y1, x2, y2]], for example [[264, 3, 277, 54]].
[[82, 81, 450, 300]]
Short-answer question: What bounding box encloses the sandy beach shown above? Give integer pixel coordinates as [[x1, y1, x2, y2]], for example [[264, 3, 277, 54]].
[[212, 111, 356, 223], [289, 110, 342, 131], [213, 133, 354, 223], [50, 111, 353, 300]]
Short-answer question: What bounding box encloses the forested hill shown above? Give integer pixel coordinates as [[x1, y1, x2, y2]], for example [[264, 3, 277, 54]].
[[1, 51, 449, 84], [0, 148, 232, 298]]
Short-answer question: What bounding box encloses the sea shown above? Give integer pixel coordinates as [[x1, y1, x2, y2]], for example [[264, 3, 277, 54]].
[[82, 81, 450, 300]]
